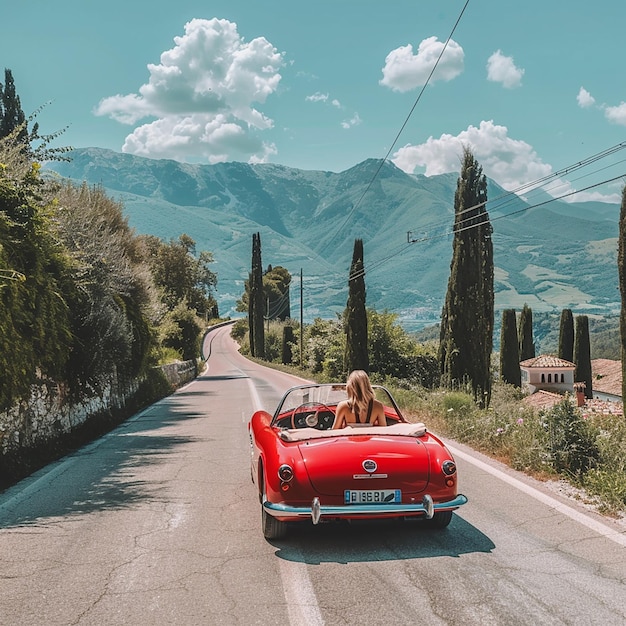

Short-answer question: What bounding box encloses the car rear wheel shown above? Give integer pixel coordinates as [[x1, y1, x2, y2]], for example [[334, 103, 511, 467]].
[[422, 510, 453, 529], [262, 504, 288, 539]]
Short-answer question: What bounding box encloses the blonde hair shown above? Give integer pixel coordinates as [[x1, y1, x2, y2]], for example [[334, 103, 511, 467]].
[[346, 370, 374, 418]]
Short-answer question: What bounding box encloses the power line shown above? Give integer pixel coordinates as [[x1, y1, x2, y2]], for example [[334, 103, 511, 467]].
[[320, 0, 471, 254], [406, 140, 626, 240], [339, 170, 626, 287]]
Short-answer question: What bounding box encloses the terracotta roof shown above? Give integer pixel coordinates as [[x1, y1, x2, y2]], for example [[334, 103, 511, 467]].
[[522, 389, 567, 410], [591, 359, 622, 397], [520, 354, 575, 368], [582, 398, 623, 417], [522, 390, 623, 415]]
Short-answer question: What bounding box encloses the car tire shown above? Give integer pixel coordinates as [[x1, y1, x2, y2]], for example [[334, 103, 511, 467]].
[[262, 504, 288, 539], [422, 510, 453, 529]]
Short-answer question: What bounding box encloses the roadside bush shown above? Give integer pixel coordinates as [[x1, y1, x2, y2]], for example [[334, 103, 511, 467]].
[[545, 400, 600, 478], [581, 413, 626, 512]]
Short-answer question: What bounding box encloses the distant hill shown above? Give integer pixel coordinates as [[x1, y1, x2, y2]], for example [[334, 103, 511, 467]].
[[45, 148, 621, 325]]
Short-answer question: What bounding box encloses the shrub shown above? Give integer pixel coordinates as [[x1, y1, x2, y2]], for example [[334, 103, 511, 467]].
[[545, 400, 600, 478]]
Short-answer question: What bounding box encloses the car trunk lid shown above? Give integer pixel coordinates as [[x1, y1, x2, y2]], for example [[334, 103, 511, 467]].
[[297, 434, 429, 495]]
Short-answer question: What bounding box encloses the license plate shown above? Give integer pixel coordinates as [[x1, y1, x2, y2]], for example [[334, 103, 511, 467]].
[[344, 489, 401, 504]]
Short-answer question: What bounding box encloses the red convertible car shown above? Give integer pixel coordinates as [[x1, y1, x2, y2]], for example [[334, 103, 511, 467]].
[[248, 383, 467, 539]]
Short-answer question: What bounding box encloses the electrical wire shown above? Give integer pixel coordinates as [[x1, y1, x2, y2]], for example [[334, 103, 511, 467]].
[[320, 0, 471, 254]]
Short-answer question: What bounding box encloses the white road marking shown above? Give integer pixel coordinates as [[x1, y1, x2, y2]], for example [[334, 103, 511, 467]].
[[246, 377, 324, 626], [279, 557, 325, 626], [448, 444, 626, 547]]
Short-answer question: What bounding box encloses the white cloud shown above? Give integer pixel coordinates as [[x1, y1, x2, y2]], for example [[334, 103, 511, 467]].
[[380, 37, 464, 92], [486, 50, 524, 89], [306, 92, 329, 103], [306, 92, 342, 108], [121, 113, 277, 164], [94, 18, 284, 163], [391, 120, 620, 204], [604, 101, 626, 125], [577, 86, 595, 108], [392, 120, 550, 191], [341, 113, 362, 129]]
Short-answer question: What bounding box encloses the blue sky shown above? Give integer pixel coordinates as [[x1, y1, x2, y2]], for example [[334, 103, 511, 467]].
[[4, 0, 626, 203]]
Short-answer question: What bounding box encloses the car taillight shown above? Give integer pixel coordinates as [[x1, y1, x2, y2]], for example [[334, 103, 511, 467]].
[[442, 460, 456, 476], [278, 464, 294, 482]]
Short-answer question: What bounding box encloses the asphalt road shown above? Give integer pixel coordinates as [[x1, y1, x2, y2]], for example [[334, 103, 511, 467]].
[[1, 324, 625, 625]]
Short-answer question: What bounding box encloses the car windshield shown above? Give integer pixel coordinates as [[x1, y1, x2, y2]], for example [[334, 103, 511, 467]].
[[272, 384, 403, 422]]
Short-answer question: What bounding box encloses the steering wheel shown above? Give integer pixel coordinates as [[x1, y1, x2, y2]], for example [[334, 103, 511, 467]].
[[291, 402, 335, 430]]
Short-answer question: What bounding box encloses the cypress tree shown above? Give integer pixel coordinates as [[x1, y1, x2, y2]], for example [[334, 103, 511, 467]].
[[439, 148, 493, 406], [252, 233, 265, 358], [282, 325, 294, 365], [518, 304, 535, 361], [0, 69, 30, 148], [344, 238, 368, 374], [558, 308, 574, 362], [500, 309, 521, 386], [574, 315, 593, 399], [619, 185, 626, 402]]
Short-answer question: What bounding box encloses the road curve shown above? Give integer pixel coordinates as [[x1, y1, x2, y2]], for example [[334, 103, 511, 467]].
[[1, 324, 625, 625]]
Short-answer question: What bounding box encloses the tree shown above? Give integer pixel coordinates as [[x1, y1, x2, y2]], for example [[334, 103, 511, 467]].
[[558, 308, 574, 362], [54, 182, 156, 387], [0, 69, 28, 145], [619, 185, 626, 401], [344, 238, 368, 374], [518, 304, 535, 361], [439, 148, 493, 406], [141, 233, 217, 318], [0, 69, 70, 165], [249, 232, 265, 358], [500, 309, 521, 386], [264, 265, 291, 321], [574, 315, 593, 399], [282, 325, 295, 365], [0, 160, 73, 407]]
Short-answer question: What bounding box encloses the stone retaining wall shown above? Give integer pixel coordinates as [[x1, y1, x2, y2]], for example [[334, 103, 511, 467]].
[[0, 360, 197, 457]]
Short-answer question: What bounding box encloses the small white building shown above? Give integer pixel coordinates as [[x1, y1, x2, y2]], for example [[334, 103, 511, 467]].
[[520, 355, 576, 395]]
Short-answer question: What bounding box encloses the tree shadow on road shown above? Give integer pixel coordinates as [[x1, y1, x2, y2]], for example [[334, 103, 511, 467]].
[[0, 390, 211, 529]]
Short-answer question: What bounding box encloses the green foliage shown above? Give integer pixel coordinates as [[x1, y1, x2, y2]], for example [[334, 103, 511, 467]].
[[545, 400, 599, 478], [0, 159, 74, 407], [249, 232, 265, 358], [282, 325, 295, 364], [439, 148, 493, 406], [500, 309, 521, 386], [574, 315, 593, 398], [141, 233, 217, 318], [558, 308, 574, 362], [231, 318, 249, 342], [518, 304, 535, 361], [580, 411, 626, 511], [620, 184, 626, 399], [344, 238, 368, 374], [53, 182, 157, 392], [306, 317, 344, 375], [161, 302, 203, 361], [368, 309, 438, 386], [0, 69, 28, 145], [264, 265, 291, 320]]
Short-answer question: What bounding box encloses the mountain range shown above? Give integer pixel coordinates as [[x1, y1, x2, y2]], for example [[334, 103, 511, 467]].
[[45, 148, 621, 329]]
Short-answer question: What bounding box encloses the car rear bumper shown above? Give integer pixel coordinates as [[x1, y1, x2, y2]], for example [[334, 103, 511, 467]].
[[263, 493, 468, 524]]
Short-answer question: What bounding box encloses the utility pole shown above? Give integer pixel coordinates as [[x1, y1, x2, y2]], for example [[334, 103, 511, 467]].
[[300, 268, 303, 368]]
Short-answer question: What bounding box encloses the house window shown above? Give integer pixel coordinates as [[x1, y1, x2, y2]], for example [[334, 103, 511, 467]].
[[548, 373, 552, 383], [541, 373, 545, 383], [561, 373, 565, 383]]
